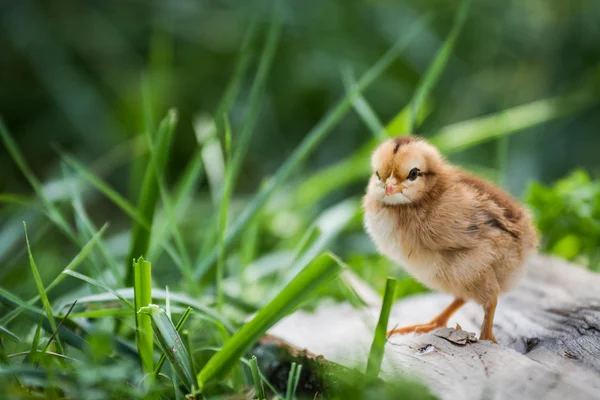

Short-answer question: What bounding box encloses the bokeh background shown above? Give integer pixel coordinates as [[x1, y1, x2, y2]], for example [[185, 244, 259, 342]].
[[2, 0, 600, 398], [2, 0, 600, 195], [2, 0, 600, 292]]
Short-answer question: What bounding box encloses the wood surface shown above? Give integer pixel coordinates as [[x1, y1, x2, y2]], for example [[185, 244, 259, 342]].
[[269, 256, 600, 399]]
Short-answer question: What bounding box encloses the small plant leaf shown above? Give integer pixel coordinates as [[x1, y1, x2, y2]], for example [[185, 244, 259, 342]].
[[139, 304, 195, 392]]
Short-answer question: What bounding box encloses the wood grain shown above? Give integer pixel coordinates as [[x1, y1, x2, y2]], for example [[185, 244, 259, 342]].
[[269, 256, 600, 399]]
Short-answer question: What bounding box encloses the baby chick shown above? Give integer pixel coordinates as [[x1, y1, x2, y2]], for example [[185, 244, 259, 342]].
[[363, 136, 538, 343]]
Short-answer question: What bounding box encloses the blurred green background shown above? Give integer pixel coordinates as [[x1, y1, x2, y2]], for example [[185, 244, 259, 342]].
[[3, 0, 600, 293], [2, 0, 600, 398], [2, 0, 600, 195]]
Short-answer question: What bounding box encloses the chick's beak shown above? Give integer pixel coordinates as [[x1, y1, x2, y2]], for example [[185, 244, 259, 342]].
[[385, 184, 405, 196]]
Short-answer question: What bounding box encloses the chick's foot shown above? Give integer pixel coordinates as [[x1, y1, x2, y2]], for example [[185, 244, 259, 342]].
[[386, 298, 466, 337], [387, 322, 446, 336]]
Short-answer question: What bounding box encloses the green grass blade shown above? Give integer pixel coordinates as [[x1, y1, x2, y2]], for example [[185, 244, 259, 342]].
[[26, 315, 43, 365], [214, 15, 259, 123], [387, 101, 433, 136], [0, 193, 37, 208], [365, 277, 397, 382], [341, 65, 386, 141], [61, 153, 150, 229], [193, 18, 426, 280], [173, 146, 205, 213], [240, 358, 285, 400], [285, 362, 302, 400], [154, 307, 192, 377], [226, 0, 283, 191], [250, 355, 267, 400], [46, 223, 109, 293], [133, 257, 154, 379], [23, 222, 64, 355], [0, 325, 18, 343], [196, 253, 342, 389], [409, 0, 472, 133], [297, 87, 595, 207], [295, 142, 373, 207], [0, 120, 74, 239], [0, 288, 107, 357], [139, 304, 194, 392], [144, 110, 196, 292], [216, 115, 234, 313], [429, 89, 596, 153], [1, 224, 109, 326], [41, 300, 77, 353], [125, 111, 177, 287], [0, 287, 45, 317], [60, 150, 186, 281], [64, 161, 121, 283], [66, 308, 132, 319], [147, 145, 205, 266], [63, 270, 134, 310], [329, 253, 371, 309], [181, 329, 197, 380], [74, 288, 234, 332], [292, 364, 302, 399]]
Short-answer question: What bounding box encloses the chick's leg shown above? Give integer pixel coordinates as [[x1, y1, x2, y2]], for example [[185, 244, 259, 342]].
[[387, 298, 466, 336], [479, 298, 498, 343]]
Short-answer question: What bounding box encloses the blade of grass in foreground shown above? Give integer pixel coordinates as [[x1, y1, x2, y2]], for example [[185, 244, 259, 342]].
[[285, 362, 302, 400], [63, 270, 134, 310], [140, 304, 195, 392], [408, 0, 472, 133], [23, 223, 64, 355], [74, 287, 234, 333], [1, 224, 109, 326], [134, 257, 154, 379], [125, 111, 177, 287], [0, 287, 137, 358], [196, 253, 342, 390], [250, 355, 267, 400], [365, 277, 397, 382], [193, 17, 427, 280], [153, 307, 192, 378]]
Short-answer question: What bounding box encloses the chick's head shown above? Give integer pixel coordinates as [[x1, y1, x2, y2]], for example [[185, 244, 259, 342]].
[[367, 136, 446, 206]]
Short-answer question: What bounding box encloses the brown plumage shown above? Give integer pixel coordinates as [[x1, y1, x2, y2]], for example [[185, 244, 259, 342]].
[[363, 136, 538, 343]]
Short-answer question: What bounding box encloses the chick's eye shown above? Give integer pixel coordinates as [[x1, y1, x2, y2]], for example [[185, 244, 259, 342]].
[[407, 168, 420, 181], [375, 171, 381, 181]]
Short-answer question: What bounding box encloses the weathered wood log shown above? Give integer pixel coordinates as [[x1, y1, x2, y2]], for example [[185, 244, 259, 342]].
[[269, 256, 600, 399]]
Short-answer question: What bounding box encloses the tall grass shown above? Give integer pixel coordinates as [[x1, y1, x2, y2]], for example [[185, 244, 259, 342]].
[[126, 112, 177, 287], [192, 15, 428, 280]]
